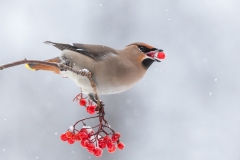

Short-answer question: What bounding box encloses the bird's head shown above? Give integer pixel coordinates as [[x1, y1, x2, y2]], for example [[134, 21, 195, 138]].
[[127, 42, 165, 69]]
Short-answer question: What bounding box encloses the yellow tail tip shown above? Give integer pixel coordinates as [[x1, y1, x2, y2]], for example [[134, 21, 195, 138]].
[[25, 63, 36, 71]]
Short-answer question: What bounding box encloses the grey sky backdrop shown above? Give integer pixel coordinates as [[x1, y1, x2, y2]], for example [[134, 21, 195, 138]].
[[0, 0, 240, 160]]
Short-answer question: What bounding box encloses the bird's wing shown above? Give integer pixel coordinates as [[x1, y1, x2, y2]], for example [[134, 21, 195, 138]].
[[44, 41, 118, 61]]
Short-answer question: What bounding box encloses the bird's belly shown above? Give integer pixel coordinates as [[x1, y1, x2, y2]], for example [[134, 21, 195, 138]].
[[60, 71, 131, 95], [60, 71, 92, 94]]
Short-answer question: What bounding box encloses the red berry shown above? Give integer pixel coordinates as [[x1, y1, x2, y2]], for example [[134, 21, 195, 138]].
[[65, 131, 73, 138], [112, 132, 121, 142], [157, 51, 165, 59], [86, 105, 96, 114], [78, 132, 88, 139], [108, 145, 116, 153], [114, 132, 121, 138], [98, 140, 106, 149], [80, 128, 88, 134], [117, 142, 125, 150], [74, 134, 81, 141], [71, 135, 76, 141], [79, 99, 87, 106], [80, 139, 89, 148], [93, 148, 103, 157], [60, 134, 68, 141], [103, 135, 111, 143], [67, 138, 75, 144], [87, 143, 95, 153], [107, 142, 114, 150], [112, 136, 118, 143]]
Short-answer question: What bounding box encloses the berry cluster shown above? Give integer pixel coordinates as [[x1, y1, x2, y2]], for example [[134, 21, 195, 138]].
[[60, 126, 125, 157], [60, 93, 125, 157]]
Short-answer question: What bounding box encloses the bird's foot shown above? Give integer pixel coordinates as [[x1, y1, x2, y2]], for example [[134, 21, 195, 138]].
[[88, 93, 97, 104], [88, 93, 105, 115]]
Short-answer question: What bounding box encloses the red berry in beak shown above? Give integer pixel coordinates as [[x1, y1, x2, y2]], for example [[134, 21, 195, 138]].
[[157, 51, 165, 59]]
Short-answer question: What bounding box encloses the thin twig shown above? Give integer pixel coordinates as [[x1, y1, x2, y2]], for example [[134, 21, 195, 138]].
[[73, 116, 101, 127]]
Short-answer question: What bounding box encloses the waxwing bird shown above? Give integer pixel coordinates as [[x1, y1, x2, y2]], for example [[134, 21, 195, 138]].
[[25, 41, 165, 95]]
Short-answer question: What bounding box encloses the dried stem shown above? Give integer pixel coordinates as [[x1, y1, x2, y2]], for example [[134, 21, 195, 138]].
[[72, 113, 114, 136]]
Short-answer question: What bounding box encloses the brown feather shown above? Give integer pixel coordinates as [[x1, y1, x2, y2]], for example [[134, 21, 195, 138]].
[[127, 42, 155, 49], [31, 64, 60, 74], [26, 57, 61, 74]]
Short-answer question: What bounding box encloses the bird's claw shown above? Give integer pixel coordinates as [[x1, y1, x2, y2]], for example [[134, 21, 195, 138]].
[[88, 93, 105, 115]]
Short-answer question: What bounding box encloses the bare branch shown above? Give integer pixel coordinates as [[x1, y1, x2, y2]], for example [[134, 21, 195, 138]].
[[0, 58, 102, 108]]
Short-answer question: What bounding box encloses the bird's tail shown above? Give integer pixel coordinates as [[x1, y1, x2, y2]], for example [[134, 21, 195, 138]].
[[25, 57, 61, 74]]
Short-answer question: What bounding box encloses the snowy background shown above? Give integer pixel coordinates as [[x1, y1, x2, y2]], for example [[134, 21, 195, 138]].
[[0, 0, 240, 160]]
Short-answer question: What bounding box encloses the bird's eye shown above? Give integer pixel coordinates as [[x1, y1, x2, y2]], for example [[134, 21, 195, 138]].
[[138, 45, 156, 53], [138, 46, 149, 53]]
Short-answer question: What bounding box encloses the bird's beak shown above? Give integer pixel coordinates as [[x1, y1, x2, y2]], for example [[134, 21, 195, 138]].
[[146, 49, 165, 62]]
